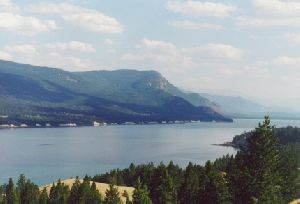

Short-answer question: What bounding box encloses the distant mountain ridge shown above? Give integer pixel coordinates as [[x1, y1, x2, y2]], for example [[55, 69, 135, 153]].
[[0, 60, 232, 125], [199, 93, 294, 118]]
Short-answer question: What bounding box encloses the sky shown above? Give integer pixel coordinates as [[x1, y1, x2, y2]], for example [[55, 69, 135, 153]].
[[1, 0, 300, 110]]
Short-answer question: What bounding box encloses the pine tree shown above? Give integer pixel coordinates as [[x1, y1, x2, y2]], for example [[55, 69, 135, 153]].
[[228, 117, 284, 204], [104, 183, 122, 204], [200, 161, 231, 204], [68, 178, 81, 204], [49, 180, 70, 204], [21, 181, 40, 204], [5, 178, 18, 204], [79, 177, 93, 203], [15, 175, 40, 204], [39, 188, 49, 204], [0, 184, 5, 204], [278, 145, 298, 202], [157, 169, 178, 204], [132, 178, 152, 204], [86, 182, 103, 204], [179, 162, 201, 204]]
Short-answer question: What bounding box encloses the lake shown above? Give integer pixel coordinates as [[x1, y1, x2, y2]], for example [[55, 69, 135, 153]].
[[0, 118, 299, 185]]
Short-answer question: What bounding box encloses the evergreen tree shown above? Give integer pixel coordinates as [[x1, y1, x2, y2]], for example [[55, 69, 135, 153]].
[[228, 117, 284, 204], [68, 177, 102, 204], [17, 174, 26, 196], [132, 178, 152, 204], [104, 183, 122, 204], [86, 182, 103, 204], [157, 169, 178, 204], [39, 188, 49, 204], [5, 178, 18, 204], [15, 175, 40, 204], [200, 161, 231, 204], [49, 180, 70, 204], [68, 178, 81, 204], [278, 145, 299, 202], [0, 184, 5, 204], [179, 162, 201, 204]]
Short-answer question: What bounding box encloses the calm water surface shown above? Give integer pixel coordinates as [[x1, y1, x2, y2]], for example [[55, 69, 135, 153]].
[[0, 118, 299, 185]]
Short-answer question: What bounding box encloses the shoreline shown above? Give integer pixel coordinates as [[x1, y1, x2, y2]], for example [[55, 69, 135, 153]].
[[0, 120, 234, 130]]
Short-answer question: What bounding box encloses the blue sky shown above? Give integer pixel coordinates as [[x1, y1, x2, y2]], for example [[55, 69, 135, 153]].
[[1, 0, 300, 110]]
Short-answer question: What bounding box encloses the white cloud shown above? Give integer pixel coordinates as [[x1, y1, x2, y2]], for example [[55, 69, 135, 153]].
[[166, 0, 237, 18], [285, 33, 300, 44], [2, 43, 95, 71], [268, 56, 300, 66], [237, 16, 300, 27], [254, 0, 300, 16], [29, 3, 123, 33], [122, 39, 196, 72], [237, 0, 300, 28], [5, 44, 39, 56], [0, 51, 11, 60], [0, 12, 57, 36], [257, 56, 300, 69], [42, 52, 94, 70], [104, 39, 115, 45], [140, 38, 177, 50], [122, 38, 242, 75], [0, 0, 57, 36], [185, 43, 242, 60], [169, 20, 223, 30], [45, 41, 96, 52], [0, 0, 20, 12]]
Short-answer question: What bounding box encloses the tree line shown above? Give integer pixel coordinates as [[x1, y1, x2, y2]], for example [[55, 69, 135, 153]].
[[0, 117, 299, 203]]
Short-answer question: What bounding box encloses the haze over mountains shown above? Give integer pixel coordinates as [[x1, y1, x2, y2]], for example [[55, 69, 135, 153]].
[[199, 93, 294, 118], [0, 60, 232, 125], [0, 60, 295, 126]]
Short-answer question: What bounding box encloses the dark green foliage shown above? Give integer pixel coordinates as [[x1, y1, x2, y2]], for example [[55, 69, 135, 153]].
[[39, 188, 49, 204], [49, 180, 70, 204], [68, 178, 81, 204], [94, 161, 233, 204], [179, 162, 203, 204], [231, 125, 300, 149], [213, 154, 235, 172], [87, 182, 103, 204], [0, 185, 5, 204], [68, 177, 102, 204], [156, 168, 178, 204], [132, 178, 152, 204], [279, 145, 299, 201], [104, 184, 122, 204], [228, 116, 298, 204], [5, 178, 19, 204], [18, 178, 40, 204], [296, 169, 300, 198], [200, 161, 231, 204]]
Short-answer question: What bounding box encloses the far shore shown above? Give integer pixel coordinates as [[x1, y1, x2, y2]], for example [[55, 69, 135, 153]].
[[0, 119, 234, 130]]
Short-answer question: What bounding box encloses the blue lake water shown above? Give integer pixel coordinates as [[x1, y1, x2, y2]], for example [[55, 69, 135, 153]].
[[0, 118, 299, 185]]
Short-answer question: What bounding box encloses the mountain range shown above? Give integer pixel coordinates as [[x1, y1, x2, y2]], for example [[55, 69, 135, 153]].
[[199, 93, 295, 119], [0, 60, 232, 126]]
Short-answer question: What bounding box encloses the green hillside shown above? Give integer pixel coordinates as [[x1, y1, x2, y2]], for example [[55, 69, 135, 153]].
[[0, 60, 232, 126]]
